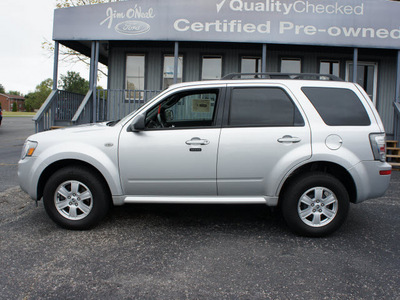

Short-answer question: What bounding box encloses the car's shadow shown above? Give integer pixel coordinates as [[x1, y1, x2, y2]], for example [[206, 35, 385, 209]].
[[104, 203, 287, 234]]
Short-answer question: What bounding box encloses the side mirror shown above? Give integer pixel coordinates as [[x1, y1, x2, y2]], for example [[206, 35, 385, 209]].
[[129, 114, 146, 132]]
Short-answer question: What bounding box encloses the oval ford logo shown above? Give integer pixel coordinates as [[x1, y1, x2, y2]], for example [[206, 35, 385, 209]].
[[115, 21, 150, 35]]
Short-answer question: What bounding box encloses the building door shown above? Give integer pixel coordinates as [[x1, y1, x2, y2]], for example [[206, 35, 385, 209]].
[[346, 62, 378, 105]]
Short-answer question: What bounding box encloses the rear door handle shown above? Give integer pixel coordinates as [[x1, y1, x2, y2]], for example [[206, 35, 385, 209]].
[[277, 135, 301, 143], [185, 137, 210, 145]]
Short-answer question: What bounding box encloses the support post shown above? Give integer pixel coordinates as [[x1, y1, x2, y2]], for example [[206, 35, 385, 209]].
[[53, 41, 59, 90], [173, 42, 179, 84], [261, 44, 267, 74], [352, 48, 358, 83], [89, 41, 96, 90], [396, 50, 400, 102], [92, 41, 100, 123]]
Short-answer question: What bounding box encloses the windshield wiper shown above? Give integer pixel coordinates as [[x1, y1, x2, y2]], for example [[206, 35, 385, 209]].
[[106, 119, 120, 126]]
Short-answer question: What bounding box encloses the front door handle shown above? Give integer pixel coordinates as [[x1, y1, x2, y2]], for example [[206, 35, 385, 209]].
[[185, 137, 210, 145], [277, 135, 301, 143]]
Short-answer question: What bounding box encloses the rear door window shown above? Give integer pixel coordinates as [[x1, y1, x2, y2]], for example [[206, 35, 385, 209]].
[[301, 87, 370, 126], [228, 87, 304, 127]]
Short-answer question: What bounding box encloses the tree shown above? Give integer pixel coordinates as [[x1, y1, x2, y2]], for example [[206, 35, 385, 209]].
[[25, 79, 53, 111], [0, 84, 5, 94], [8, 90, 22, 96], [56, 0, 125, 8], [12, 102, 17, 112], [59, 71, 89, 94]]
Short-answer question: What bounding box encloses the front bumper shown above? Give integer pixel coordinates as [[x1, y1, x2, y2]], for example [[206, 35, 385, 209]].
[[18, 156, 42, 200]]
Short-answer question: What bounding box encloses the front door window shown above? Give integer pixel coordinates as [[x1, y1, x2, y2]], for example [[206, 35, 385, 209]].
[[145, 90, 218, 129]]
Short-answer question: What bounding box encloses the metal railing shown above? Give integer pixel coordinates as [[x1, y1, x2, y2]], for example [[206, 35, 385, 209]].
[[394, 101, 400, 142], [33, 90, 85, 132], [96, 89, 161, 122], [34, 89, 161, 132]]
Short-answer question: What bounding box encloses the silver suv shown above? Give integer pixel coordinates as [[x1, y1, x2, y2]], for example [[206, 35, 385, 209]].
[[18, 73, 392, 236]]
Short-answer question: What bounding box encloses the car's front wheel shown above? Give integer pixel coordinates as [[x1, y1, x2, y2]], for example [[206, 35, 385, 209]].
[[43, 166, 110, 229], [281, 172, 350, 237]]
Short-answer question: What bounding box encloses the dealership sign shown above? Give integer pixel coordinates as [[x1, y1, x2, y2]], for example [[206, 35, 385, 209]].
[[53, 0, 400, 49]]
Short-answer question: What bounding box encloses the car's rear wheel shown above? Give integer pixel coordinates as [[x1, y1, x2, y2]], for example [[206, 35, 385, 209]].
[[281, 172, 349, 237], [43, 166, 110, 229]]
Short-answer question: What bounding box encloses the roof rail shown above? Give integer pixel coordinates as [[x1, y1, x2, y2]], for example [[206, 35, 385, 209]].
[[222, 73, 343, 81]]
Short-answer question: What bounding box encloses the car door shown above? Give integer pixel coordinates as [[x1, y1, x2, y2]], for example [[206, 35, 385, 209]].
[[119, 87, 225, 196], [217, 84, 312, 197]]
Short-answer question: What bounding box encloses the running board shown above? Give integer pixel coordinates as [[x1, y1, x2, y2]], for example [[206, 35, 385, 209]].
[[120, 196, 278, 206]]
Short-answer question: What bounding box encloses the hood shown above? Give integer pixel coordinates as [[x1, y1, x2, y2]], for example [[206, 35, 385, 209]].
[[28, 122, 114, 142]]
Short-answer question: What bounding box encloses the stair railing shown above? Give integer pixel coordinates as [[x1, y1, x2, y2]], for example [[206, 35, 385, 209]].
[[394, 101, 400, 142], [71, 90, 94, 125], [33, 90, 85, 132]]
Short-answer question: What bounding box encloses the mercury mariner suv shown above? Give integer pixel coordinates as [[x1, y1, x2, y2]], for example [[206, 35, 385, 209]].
[[18, 73, 392, 236]]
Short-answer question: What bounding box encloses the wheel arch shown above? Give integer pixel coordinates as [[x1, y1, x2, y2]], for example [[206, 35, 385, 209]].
[[37, 159, 113, 202], [279, 161, 357, 204]]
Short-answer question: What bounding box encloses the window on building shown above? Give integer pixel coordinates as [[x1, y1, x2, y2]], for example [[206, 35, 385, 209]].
[[302, 87, 370, 126], [281, 58, 301, 73], [346, 62, 377, 104], [126, 54, 145, 99], [320, 60, 340, 77], [163, 55, 183, 89], [241, 57, 262, 78], [202, 56, 222, 80], [229, 88, 304, 127]]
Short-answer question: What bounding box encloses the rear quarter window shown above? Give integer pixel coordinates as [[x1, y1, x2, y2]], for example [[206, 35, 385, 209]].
[[301, 87, 371, 126]]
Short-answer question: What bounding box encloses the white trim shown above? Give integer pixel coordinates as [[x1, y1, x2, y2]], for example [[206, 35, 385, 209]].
[[123, 195, 279, 206]]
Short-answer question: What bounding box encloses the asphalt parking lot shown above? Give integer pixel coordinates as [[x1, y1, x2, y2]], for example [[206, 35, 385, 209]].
[[0, 117, 399, 299]]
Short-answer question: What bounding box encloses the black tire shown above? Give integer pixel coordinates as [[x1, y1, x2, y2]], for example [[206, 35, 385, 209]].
[[43, 166, 111, 230], [281, 172, 349, 237]]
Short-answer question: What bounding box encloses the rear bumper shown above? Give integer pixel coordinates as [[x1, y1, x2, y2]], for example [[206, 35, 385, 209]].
[[349, 160, 391, 203]]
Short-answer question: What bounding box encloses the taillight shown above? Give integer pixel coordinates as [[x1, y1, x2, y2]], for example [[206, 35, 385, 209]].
[[380, 170, 391, 176], [369, 133, 386, 162]]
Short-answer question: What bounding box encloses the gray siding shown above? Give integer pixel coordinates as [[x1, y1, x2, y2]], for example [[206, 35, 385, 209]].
[[108, 42, 397, 133], [377, 56, 397, 135]]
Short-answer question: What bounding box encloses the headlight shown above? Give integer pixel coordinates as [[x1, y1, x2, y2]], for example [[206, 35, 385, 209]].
[[21, 140, 38, 160]]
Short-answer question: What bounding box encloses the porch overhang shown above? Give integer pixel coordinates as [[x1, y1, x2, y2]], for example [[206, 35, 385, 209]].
[[57, 40, 108, 66]]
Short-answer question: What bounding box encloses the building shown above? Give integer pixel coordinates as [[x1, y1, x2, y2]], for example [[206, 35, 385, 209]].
[[35, 0, 400, 141], [0, 93, 25, 112]]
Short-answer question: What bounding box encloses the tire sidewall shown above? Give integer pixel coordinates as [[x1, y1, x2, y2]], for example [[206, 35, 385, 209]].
[[282, 173, 350, 237], [43, 166, 110, 230]]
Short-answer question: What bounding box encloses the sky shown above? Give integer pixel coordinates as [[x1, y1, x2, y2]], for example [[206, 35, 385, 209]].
[[0, 0, 106, 95]]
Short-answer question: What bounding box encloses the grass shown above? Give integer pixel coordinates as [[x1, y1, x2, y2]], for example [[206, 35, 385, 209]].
[[2, 111, 36, 117]]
